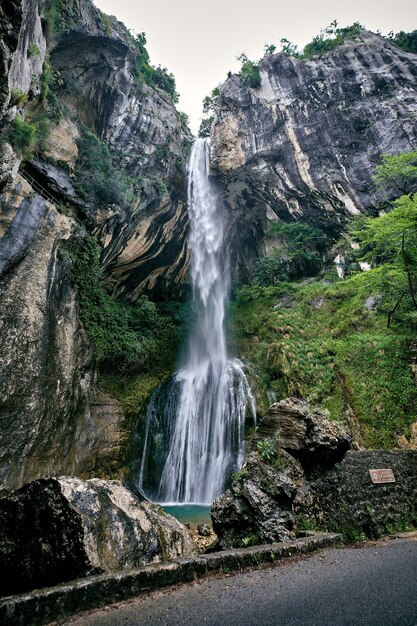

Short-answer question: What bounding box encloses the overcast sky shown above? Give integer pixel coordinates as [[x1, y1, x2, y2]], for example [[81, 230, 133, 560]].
[[94, 0, 417, 133]]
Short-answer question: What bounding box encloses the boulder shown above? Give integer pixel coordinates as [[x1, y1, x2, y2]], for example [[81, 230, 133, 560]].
[[212, 398, 351, 549], [0, 477, 196, 597], [255, 398, 351, 470]]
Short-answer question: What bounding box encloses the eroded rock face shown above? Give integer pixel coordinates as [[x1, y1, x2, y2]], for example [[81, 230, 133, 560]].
[[0, 0, 190, 491], [211, 31, 417, 282], [0, 477, 196, 596], [48, 21, 190, 299], [211, 398, 351, 548]]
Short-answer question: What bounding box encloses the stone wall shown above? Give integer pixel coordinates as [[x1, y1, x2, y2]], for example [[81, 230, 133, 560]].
[[295, 450, 417, 538]]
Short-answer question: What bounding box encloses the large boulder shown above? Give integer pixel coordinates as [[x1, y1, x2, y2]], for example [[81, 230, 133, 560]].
[[211, 398, 351, 548], [0, 477, 196, 597], [255, 397, 351, 470]]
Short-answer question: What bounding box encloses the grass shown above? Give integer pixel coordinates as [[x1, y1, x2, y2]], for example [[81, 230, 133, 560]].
[[231, 266, 417, 448]]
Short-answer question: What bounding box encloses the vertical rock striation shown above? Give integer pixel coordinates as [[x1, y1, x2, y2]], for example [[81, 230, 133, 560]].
[[211, 31, 417, 281], [0, 0, 190, 492]]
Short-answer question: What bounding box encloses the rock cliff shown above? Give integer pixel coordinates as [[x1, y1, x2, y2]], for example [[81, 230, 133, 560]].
[[210, 30, 417, 282], [0, 0, 190, 492]]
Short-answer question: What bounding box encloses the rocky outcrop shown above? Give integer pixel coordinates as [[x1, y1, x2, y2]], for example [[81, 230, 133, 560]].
[[212, 398, 417, 548], [46, 11, 191, 298], [211, 398, 351, 548], [0, 0, 190, 492], [294, 449, 417, 539], [0, 476, 197, 596], [211, 31, 417, 282]]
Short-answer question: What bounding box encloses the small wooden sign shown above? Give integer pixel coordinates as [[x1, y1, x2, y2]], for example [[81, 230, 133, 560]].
[[369, 468, 396, 484]]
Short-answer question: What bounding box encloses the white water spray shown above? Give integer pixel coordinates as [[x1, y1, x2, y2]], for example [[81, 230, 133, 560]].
[[139, 138, 255, 504]]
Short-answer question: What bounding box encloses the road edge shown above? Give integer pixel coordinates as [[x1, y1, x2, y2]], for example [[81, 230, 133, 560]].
[[0, 532, 342, 626]]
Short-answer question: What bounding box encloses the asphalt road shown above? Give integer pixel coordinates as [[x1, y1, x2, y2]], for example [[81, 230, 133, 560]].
[[62, 536, 417, 626]]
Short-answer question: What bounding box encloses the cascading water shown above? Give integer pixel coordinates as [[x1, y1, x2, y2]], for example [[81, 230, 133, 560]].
[[139, 138, 255, 504]]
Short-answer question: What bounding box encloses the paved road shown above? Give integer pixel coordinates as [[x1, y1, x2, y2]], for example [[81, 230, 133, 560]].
[[62, 537, 417, 626]]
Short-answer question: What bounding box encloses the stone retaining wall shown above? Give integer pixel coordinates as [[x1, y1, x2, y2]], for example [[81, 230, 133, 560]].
[[295, 450, 417, 538]]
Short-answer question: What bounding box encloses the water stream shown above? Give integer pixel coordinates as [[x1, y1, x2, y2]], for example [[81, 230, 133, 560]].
[[139, 138, 255, 505]]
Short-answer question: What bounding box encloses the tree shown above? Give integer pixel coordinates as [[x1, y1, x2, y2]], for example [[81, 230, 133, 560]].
[[279, 38, 299, 57], [373, 150, 417, 195], [350, 194, 417, 326], [237, 53, 261, 89], [264, 43, 276, 55]]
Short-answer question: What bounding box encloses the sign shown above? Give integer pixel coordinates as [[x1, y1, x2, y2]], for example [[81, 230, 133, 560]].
[[369, 468, 396, 484]]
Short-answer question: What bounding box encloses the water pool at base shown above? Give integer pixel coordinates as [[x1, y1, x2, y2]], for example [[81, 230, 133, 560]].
[[162, 504, 211, 527]]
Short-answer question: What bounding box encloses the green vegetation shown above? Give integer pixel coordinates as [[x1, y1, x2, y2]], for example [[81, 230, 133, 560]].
[[67, 231, 184, 375], [74, 130, 136, 208], [233, 268, 417, 448], [254, 222, 328, 285], [304, 511, 417, 542], [388, 29, 417, 54], [7, 55, 61, 158], [44, 0, 77, 37], [277, 21, 363, 59], [373, 150, 417, 194], [241, 534, 260, 547], [27, 42, 41, 57], [301, 21, 363, 59], [130, 32, 179, 102], [7, 116, 36, 156], [10, 89, 29, 106], [257, 437, 276, 462], [232, 151, 417, 449], [237, 53, 261, 88], [199, 87, 220, 138]]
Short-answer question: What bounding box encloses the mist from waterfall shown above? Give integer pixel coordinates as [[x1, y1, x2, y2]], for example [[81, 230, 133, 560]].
[[139, 138, 255, 505]]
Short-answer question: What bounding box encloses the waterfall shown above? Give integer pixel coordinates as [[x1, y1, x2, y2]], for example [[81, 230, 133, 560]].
[[139, 138, 255, 505]]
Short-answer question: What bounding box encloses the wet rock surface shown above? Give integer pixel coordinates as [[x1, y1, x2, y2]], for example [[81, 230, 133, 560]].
[[0, 477, 197, 597], [212, 398, 417, 548], [0, 0, 191, 491]]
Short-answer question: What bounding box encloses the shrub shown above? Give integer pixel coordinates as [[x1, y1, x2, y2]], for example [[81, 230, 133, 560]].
[[278, 21, 363, 61], [388, 30, 417, 54], [129, 32, 180, 102], [198, 116, 214, 138], [67, 231, 182, 373], [74, 130, 135, 208], [152, 66, 179, 102], [254, 222, 327, 285], [10, 89, 29, 106], [373, 150, 417, 195], [7, 116, 36, 155], [302, 21, 363, 59], [237, 54, 261, 88], [257, 437, 276, 462], [27, 43, 41, 57]]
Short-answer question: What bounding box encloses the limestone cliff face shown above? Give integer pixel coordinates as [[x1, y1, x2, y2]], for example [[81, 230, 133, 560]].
[[48, 24, 190, 297], [211, 31, 417, 282], [0, 0, 189, 493]]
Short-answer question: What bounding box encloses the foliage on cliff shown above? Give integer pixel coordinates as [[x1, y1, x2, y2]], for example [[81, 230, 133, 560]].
[[67, 231, 184, 374], [233, 151, 417, 448], [74, 130, 136, 208], [254, 223, 328, 285]]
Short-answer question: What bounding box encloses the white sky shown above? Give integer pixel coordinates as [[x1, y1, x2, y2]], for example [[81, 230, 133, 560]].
[[94, 0, 417, 134]]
